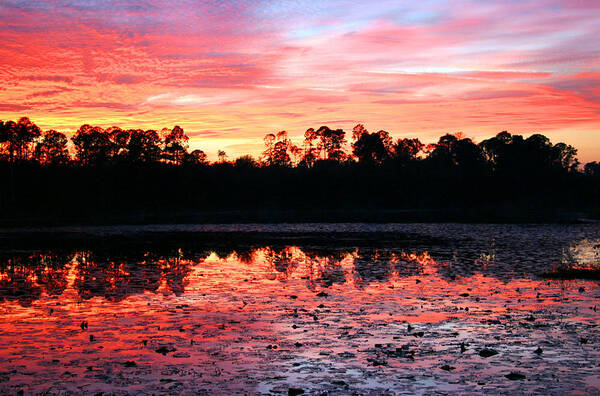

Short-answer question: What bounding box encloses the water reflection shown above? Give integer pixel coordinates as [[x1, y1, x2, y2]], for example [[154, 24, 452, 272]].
[[0, 231, 599, 394], [0, 252, 71, 306], [1, 238, 598, 305]]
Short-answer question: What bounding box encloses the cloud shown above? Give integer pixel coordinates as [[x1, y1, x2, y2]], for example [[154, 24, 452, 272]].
[[548, 72, 600, 103], [26, 87, 73, 98], [22, 75, 73, 83], [0, 103, 31, 112], [114, 75, 144, 84], [0, 0, 599, 161]]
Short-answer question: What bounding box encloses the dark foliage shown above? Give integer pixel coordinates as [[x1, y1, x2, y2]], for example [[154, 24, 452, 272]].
[[0, 117, 598, 224]]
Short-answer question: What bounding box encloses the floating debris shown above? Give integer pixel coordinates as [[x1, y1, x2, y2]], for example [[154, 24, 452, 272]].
[[479, 349, 499, 358], [505, 372, 526, 380], [155, 346, 177, 355]]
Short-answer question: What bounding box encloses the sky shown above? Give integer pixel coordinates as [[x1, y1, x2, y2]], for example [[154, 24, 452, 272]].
[[0, 0, 599, 162]]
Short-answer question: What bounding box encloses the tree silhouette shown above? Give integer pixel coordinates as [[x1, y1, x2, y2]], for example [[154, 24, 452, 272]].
[[453, 137, 486, 170], [0, 117, 41, 162], [186, 149, 208, 165], [107, 127, 130, 161], [301, 128, 320, 167], [262, 131, 292, 166], [234, 154, 257, 168], [0, 116, 597, 222], [316, 126, 346, 161], [393, 138, 424, 163], [262, 133, 276, 165], [551, 142, 578, 172], [584, 161, 600, 178], [72, 125, 113, 166], [217, 149, 228, 163], [427, 133, 485, 169], [352, 124, 368, 142], [163, 125, 189, 165], [351, 128, 393, 165], [480, 131, 512, 166], [34, 130, 70, 165], [427, 133, 458, 166], [480, 131, 578, 175], [127, 129, 162, 163]]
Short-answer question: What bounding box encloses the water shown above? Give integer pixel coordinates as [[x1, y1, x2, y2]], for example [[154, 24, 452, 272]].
[[0, 223, 599, 395]]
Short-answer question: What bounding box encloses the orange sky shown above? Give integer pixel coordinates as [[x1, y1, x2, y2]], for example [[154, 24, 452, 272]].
[[0, 1, 599, 161]]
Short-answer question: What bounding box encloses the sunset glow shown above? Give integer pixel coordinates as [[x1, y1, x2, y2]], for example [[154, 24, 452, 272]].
[[1, 1, 599, 161]]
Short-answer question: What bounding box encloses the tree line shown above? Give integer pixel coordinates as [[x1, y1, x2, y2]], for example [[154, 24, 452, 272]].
[[260, 124, 592, 176], [0, 117, 207, 166], [2, 117, 598, 175], [0, 117, 598, 223]]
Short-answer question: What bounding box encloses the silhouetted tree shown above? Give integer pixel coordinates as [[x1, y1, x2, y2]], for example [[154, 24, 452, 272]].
[[163, 125, 189, 165], [352, 128, 393, 165], [186, 149, 208, 165], [551, 142, 578, 172], [107, 127, 130, 161], [263, 133, 276, 164], [262, 131, 292, 166], [0, 120, 12, 162], [127, 129, 161, 163], [585, 161, 600, 178], [301, 128, 320, 167], [393, 138, 424, 163], [34, 130, 70, 165], [0, 116, 598, 222], [426, 133, 457, 167], [217, 149, 228, 163], [427, 133, 485, 169], [480, 131, 578, 175], [352, 124, 368, 142], [480, 131, 512, 165], [316, 126, 346, 161], [71, 125, 112, 165], [0, 117, 41, 162], [453, 137, 486, 169], [234, 155, 257, 168]]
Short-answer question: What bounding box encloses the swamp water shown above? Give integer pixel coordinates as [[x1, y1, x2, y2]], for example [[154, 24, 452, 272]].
[[0, 223, 599, 395]]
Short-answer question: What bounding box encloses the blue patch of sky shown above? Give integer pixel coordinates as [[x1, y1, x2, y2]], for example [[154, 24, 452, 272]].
[[255, 0, 445, 40]]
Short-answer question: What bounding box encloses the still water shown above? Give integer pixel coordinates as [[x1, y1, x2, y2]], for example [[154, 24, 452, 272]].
[[0, 223, 599, 395]]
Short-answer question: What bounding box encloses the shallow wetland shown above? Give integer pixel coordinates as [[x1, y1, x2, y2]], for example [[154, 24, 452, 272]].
[[0, 223, 599, 395]]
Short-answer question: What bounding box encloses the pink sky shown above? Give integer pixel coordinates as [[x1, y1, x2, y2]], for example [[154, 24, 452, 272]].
[[0, 0, 599, 161]]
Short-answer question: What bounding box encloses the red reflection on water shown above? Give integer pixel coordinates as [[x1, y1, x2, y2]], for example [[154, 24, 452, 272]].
[[0, 246, 599, 394]]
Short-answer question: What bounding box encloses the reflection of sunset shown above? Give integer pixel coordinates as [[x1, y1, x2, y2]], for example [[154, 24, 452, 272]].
[[2, 245, 599, 307], [1, 231, 599, 393]]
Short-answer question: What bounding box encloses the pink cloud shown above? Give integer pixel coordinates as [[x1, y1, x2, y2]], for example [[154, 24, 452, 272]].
[[0, 1, 598, 161]]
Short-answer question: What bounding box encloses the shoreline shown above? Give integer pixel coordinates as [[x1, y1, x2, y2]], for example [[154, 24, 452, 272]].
[[0, 207, 598, 228]]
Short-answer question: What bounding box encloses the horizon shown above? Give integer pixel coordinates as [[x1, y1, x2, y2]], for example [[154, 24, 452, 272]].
[[2, 116, 596, 164], [1, 1, 599, 162]]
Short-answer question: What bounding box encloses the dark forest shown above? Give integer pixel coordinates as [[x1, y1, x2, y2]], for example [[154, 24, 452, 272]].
[[1, 117, 599, 225]]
